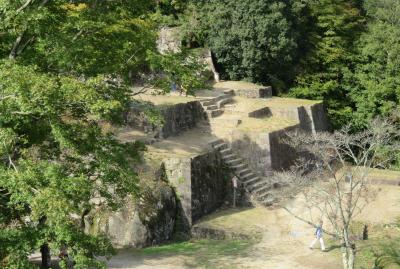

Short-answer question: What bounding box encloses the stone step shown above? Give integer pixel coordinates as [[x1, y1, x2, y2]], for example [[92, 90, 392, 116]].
[[222, 153, 237, 161], [223, 89, 234, 95], [205, 105, 218, 110], [202, 94, 230, 107], [210, 139, 224, 147], [253, 184, 272, 196], [243, 176, 261, 187], [262, 196, 277, 207], [213, 94, 230, 103], [213, 143, 228, 150], [206, 109, 223, 118], [258, 190, 275, 201], [200, 99, 216, 106], [219, 148, 232, 155], [225, 158, 243, 166], [241, 172, 256, 180], [231, 163, 247, 171], [216, 97, 233, 108], [237, 168, 251, 176]]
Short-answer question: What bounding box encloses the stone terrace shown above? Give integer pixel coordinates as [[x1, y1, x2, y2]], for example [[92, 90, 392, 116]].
[[115, 81, 329, 234], [126, 80, 329, 199]]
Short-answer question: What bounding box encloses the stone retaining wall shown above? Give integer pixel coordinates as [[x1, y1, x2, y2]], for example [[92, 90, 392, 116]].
[[191, 225, 256, 240], [164, 150, 230, 229], [161, 101, 205, 138], [230, 125, 299, 175], [230, 131, 272, 176], [308, 103, 331, 133], [127, 100, 205, 139], [269, 126, 299, 171], [235, 86, 272, 99], [191, 152, 229, 222], [269, 103, 330, 134]]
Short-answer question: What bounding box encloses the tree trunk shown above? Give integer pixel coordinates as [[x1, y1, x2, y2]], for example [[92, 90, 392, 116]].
[[341, 245, 356, 269], [40, 243, 51, 269]]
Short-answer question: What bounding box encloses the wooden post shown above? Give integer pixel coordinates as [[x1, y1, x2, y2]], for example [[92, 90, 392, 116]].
[[232, 176, 238, 208]]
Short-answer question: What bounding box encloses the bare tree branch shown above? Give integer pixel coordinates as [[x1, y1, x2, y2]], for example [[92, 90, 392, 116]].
[[282, 206, 337, 237], [274, 116, 400, 269], [16, 0, 35, 14]]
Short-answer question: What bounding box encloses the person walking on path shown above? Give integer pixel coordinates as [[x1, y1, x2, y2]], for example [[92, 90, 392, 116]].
[[309, 220, 326, 251]]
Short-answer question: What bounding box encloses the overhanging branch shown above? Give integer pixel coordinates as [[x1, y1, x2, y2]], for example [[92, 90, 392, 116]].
[[282, 206, 337, 237]]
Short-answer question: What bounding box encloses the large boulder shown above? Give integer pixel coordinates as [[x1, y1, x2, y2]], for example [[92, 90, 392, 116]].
[[86, 181, 176, 248]]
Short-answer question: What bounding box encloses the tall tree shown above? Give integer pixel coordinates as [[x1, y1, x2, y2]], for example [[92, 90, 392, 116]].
[[289, 0, 364, 129], [186, 0, 309, 92], [0, 1, 209, 267], [0, 1, 156, 268], [348, 0, 400, 128], [0, 63, 144, 268]]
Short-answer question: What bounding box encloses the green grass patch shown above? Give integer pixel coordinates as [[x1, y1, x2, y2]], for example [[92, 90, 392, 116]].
[[131, 239, 254, 269], [137, 239, 253, 256]]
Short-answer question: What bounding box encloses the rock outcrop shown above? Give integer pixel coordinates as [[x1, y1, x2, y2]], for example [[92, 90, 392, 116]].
[[86, 181, 176, 249]]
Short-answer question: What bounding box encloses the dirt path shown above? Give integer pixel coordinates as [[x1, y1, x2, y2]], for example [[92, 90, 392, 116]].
[[108, 185, 399, 269], [225, 208, 340, 269], [108, 207, 340, 269]]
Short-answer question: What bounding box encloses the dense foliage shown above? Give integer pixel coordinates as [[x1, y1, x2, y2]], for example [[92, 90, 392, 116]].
[[1, 0, 399, 267], [185, 0, 400, 129], [0, 62, 143, 269], [0, 1, 208, 268], [186, 0, 309, 92], [349, 0, 400, 128], [290, 0, 364, 128]]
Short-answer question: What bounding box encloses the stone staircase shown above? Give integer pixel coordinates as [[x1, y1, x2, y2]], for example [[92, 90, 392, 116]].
[[210, 139, 279, 206], [199, 91, 234, 119]]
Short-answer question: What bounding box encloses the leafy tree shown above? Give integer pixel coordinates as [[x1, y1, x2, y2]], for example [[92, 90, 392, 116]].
[[0, 1, 209, 267], [0, 1, 160, 268], [147, 49, 210, 95], [348, 0, 400, 128], [0, 0, 156, 80], [156, 0, 188, 16], [289, 0, 364, 129], [186, 0, 309, 92], [0, 62, 144, 268]]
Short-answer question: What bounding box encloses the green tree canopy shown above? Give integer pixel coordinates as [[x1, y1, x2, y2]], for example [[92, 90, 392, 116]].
[[0, 1, 156, 268], [0, 0, 156, 80], [348, 0, 400, 128], [0, 1, 209, 267], [289, 0, 364, 129], [186, 0, 309, 92], [0, 62, 144, 268]]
